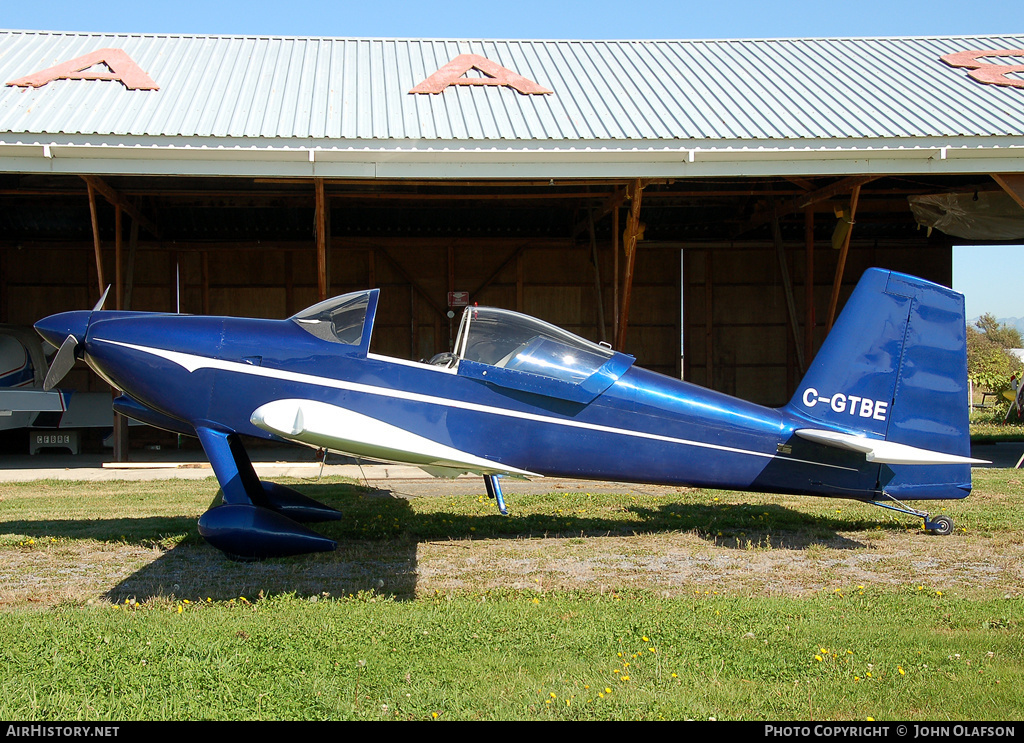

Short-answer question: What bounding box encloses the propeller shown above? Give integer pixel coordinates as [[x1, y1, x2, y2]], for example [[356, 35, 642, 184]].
[[43, 335, 78, 391], [39, 286, 111, 392], [93, 285, 111, 313]]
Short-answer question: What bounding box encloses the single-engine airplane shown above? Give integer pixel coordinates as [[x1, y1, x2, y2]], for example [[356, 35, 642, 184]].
[[34, 268, 986, 559]]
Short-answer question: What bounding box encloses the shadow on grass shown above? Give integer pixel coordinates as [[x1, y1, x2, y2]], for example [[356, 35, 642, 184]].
[[0, 479, 894, 604]]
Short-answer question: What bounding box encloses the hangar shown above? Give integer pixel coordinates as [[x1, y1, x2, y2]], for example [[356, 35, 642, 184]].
[[1, 31, 1023, 455]]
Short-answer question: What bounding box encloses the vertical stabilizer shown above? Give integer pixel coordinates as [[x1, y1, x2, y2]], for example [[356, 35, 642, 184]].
[[786, 268, 972, 500]]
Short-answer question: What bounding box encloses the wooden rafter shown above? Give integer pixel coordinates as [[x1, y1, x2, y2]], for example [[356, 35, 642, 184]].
[[732, 175, 880, 239], [992, 173, 1024, 210], [79, 175, 161, 239]]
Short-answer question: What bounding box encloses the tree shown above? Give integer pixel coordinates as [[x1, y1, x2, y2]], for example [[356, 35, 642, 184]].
[[967, 316, 1023, 417], [974, 313, 1023, 349]]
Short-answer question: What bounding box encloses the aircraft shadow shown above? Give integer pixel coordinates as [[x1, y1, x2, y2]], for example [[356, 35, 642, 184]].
[[2, 480, 881, 604]]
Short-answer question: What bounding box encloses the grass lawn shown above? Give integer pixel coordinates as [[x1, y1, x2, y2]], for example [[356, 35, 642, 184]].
[[0, 470, 1021, 721]]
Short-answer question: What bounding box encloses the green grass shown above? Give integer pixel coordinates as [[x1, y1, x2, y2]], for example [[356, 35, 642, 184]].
[[0, 590, 1020, 721], [0, 472, 1022, 720], [970, 421, 1024, 442]]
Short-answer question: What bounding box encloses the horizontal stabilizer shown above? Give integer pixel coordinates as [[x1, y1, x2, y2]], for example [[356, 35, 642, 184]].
[[251, 398, 538, 477], [795, 429, 989, 466], [0, 389, 68, 413]]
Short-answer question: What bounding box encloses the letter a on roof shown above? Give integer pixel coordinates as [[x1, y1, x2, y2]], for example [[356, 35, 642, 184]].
[[6, 48, 159, 90], [410, 54, 551, 94]]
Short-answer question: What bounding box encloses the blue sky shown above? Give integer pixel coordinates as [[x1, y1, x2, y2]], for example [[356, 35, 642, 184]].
[[4, 0, 1021, 39], [5, 1, 1023, 319]]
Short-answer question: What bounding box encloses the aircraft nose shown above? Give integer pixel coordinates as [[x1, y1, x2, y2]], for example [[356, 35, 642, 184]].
[[34, 310, 91, 350]]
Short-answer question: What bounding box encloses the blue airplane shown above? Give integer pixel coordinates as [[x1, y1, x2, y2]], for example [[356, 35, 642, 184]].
[[33, 268, 985, 559]]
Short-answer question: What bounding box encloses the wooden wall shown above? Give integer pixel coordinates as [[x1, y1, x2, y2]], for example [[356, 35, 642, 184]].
[[0, 234, 682, 391], [683, 238, 953, 406]]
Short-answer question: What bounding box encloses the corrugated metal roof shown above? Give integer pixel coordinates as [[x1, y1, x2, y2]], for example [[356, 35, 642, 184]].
[[1, 31, 1023, 142]]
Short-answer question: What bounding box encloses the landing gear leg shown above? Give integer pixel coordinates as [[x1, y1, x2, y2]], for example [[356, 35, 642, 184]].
[[194, 426, 338, 558], [484, 474, 508, 515], [869, 493, 955, 535]]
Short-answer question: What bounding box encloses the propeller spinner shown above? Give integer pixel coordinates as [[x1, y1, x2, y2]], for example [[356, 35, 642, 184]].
[[35, 286, 111, 391]]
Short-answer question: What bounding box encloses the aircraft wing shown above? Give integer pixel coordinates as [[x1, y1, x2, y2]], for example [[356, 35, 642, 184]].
[[251, 398, 539, 478], [795, 429, 989, 466]]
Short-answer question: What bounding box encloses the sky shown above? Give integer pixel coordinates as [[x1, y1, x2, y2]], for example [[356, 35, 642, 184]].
[[4, 0, 1023, 319], [4, 0, 1021, 40]]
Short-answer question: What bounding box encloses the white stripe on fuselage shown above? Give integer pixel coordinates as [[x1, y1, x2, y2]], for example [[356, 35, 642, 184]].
[[95, 339, 856, 473]]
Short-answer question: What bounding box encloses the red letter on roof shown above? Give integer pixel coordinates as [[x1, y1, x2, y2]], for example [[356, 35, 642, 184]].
[[6, 48, 159, 90], [410, 54, 551, 95], [940, 49, 1024, 90]]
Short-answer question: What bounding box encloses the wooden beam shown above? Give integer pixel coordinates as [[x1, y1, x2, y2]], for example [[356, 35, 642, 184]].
[[376, 247, 446, 319], [315, 178, 328, 301], [732, 175, 880, 239], [470, 244, 529, 303], [85, 180, 105, 297], [124, 219, 138, 311], [992, 173, 1024, 210], [772, 211, 805, 375], [587, 208, 607, 343], [804, 207, 815, 366], [114, 206, 123, 310], [705, 250, 714, 386], [570, 186, 629, 241], [612, 206, 620, 345], [79, 175, 161, 239], [616, 179, 646, 351], [825, 184, 862, 332]]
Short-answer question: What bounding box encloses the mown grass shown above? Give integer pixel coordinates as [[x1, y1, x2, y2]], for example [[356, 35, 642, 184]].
[[0, 590, 1020, 721], [0, 470, 1021, 720]]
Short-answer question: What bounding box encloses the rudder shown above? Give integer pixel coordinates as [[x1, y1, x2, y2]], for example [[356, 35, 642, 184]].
[[787, 268, 973, 500]]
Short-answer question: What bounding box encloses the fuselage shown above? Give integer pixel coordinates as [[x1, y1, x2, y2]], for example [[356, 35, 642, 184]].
[[39, 308, 880, 499]]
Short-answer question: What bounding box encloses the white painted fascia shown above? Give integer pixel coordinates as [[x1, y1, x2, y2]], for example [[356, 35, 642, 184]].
[[1, 136, 1023, 179]]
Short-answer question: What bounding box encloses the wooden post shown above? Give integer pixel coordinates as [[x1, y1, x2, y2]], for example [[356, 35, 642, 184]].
[[284, 251, 294, 316], [612, 207, 620, 345], [825, 184, 862, 332], [616, 179, 646, 351], [705, 250, 714, 387], [86, 180, 105, 298], [587, 208, 607, 343], [114, 206, 123, 311], [124, 219, 138, 311], [112, 208, 128, 462], [201, 251, 210, 315], [804, 207, 815, 365], [315, 178, 328, 301], [772, 213, 805, 376]]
